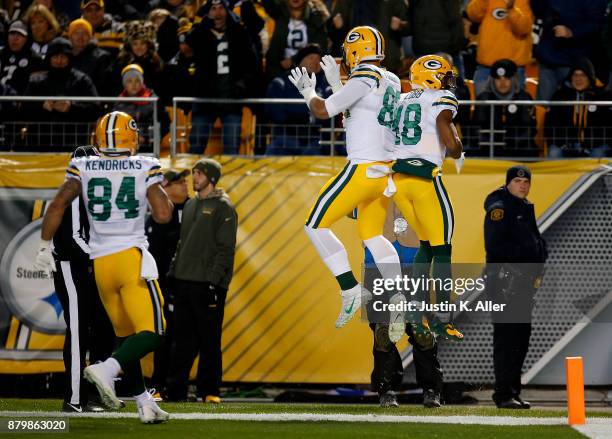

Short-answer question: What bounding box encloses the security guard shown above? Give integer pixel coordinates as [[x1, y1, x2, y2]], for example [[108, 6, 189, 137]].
[[52, 145, 114, 412], [483, 165, 547, 409]]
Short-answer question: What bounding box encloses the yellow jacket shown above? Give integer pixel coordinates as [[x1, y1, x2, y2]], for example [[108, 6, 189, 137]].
[[467, 0, 534, 67]]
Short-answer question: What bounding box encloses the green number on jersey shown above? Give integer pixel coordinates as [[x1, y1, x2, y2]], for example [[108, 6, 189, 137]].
[[87, 176, 139, 221], [395, 103, 423, 146], [377, 86, 399, 129]]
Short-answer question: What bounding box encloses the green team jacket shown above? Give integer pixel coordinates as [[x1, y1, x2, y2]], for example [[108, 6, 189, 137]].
[[169, 188, 238, 289]]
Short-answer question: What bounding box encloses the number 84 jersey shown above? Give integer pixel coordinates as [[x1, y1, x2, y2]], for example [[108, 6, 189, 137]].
[[392, 88, 458, 166], [66, 155, 163, 258]]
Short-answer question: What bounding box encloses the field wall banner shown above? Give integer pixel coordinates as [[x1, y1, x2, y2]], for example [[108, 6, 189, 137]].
[[0, 154, 604, 382]]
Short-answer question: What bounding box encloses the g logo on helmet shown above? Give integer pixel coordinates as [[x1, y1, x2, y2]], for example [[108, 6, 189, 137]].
[[346, 31, 361, 43], [423, 59, 443, 70], [128, 118, 138, 131], [492, 8, 508, 19]]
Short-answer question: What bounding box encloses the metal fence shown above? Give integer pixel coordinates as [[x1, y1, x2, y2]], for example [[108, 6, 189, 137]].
[[1, 96, 611, 159]]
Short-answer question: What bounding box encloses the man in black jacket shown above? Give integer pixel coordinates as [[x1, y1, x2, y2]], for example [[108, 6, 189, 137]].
[[52, 145, 114, 412], [68, 18, 111, 95], [166, 158, 237, 403], [0, 20, 44, 95], [22, 37, 101, 151], [484, 165, 547, 409], [185, 0, 259, 154]]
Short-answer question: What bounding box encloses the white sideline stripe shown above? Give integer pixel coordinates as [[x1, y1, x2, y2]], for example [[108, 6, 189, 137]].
[[573, 423, 612, 439], [2, 411, 612, 426]]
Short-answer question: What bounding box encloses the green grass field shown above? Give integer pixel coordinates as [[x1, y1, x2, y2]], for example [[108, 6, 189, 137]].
[[1, 399, 610, 438]]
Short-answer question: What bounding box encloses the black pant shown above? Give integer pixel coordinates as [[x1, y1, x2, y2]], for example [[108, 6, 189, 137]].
[[53, 258, 114, 406], [369, 323, 443, 396], [166, 279, 227, 399], [492, 322, 532, 403], [151, 275, 174, 390]]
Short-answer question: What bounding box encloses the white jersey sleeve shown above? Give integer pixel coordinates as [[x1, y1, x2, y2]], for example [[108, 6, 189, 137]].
[[430, 90, 459, 120], [324, 79, 371, 117], [66, 158, 83, 181], [144, 158, 163, 188]]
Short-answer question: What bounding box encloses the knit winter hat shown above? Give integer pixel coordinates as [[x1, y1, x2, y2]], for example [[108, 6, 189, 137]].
[[121, 63, 144, 86], [68, 18, 93, 38]]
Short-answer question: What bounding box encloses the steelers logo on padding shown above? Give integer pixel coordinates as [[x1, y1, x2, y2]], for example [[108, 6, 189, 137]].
[[492, 8, 508, 19], [128, 118, 138, 131], [423, 59, 442, 70], [346, 31, 361, 43]]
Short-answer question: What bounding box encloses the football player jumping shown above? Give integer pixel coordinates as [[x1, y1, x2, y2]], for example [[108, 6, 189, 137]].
[[289, 26, 404, 328], [35, 111, 173, 423]]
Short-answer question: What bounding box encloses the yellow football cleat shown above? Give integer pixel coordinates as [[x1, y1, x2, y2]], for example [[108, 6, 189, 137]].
[[204, 395, 221, 404]]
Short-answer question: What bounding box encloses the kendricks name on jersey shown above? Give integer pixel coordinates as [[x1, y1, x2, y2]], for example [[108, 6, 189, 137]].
[[85, 159, 143, 171]]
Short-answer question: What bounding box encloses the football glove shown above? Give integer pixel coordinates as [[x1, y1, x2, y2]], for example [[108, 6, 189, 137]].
[[320, 55, 342, 93], [288, 67, 317, 104], [34, 239, 56, 277]]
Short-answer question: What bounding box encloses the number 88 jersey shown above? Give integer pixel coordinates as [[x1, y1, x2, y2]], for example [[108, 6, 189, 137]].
[[66, 155, 163, 258], [391, 88, 458, 166]]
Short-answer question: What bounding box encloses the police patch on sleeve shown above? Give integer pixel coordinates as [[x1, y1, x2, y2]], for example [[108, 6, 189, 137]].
[[490, 208, 504, 221]]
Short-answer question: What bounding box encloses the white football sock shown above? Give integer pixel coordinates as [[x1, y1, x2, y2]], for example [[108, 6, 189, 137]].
[[304, 226, 352, 276], [103, 357, 122, 377], [363, 235, 402, 282]]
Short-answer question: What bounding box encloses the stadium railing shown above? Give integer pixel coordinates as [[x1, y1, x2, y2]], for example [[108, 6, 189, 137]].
[[0, 96, 160, 155]]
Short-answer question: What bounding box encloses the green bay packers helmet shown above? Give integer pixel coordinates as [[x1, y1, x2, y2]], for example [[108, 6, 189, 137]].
[[94, 111, 139, 155], [341, 26, 385, 72], [410, 55, 456, 90]]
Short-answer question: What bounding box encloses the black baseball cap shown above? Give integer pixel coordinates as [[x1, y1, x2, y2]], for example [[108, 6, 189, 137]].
[[163, 169, 189, 185], [506, 165, 531, 185], [491, 59, 517, 79]]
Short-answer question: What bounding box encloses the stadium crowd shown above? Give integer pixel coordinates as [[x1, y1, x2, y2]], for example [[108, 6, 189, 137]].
[[0, 0, 611, 156]]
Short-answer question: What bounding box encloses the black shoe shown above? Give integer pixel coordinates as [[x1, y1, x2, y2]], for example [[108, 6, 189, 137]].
[[379, 391, 400, 408], [515, 396, 531, 409], [62, 402, 83, 413], [423, 389, 441, 408], [495, 398, 523, 409]]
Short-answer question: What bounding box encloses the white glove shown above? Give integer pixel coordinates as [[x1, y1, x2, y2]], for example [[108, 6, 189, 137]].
[[388, 293, 406, 343], [320, 55, 342, 93], [34, 240, 56, 277], [288, 67, 317, 104], [455, 152, 466, 174]]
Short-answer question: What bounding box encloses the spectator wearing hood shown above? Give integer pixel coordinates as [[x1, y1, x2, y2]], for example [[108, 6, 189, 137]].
[[467, 0, 533, 97], [69, 18, 111, 95], [23, 4, 60, 58], [532, 0, 607, 101], [474, 59, 536, 155], [160, 18, 195, 108], [148, 8, 179, 63], [0, 20, 44, 94], [546, 58, 612, 157], [185, 0, 259, 154], [262, 0, 328, 79], [265, 43, 332, 154], [21, 37, 101, 150], [107, 19, 164, 96], [114, 63, 170, 152]]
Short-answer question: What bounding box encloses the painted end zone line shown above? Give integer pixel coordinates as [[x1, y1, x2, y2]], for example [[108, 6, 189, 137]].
[[1, 411, 612, 426]]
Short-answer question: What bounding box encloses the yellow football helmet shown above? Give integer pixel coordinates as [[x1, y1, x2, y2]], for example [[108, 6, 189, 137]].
[[94, 111, 139, 155], [410, 55, 456, 90], [341, 26, 385, 72]]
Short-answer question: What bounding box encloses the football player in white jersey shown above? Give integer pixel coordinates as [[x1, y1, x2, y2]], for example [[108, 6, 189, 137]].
[[289, 26, 404, 328], [388, 55, 464, 342], [35, 111, 173, 423]]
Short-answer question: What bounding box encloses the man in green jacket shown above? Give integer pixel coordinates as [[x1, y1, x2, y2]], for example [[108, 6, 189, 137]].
[[165, 158, 238, 404]]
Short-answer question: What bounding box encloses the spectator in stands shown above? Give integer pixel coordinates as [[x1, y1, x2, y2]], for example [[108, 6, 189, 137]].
[[23, 4, 60, 58], [0, 80, 17, 149], [546, 58, 612, 157], [160, 18, 195, 107], [22, 37, 100, 150], [185, 0, 259, 154], [157, 0, 189, 19], [29, 0, 71, 29], [114, 63, 170, 151], [331, 0, 410, 74], [466, 0, 533, 96], [0, 20, 44, 94], [69, 18, 111, 95], [80, 0, 125, 57], [262, 0, 328, 79], [532, 0, 607, 101], [474, 59, 536, 155], [108, 20, 163, 95], [149, 8, 179, 63], [408, 0, 466, 73], [265, 43, 331, 154]]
